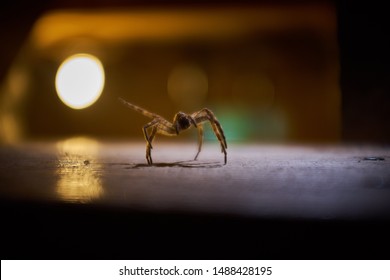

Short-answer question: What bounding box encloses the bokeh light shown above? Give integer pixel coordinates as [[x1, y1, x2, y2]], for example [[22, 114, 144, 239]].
[[55, 54, 105, 109]]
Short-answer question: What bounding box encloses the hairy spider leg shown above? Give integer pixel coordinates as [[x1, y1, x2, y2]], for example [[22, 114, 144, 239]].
[[194, 124, 204, 160], [192, 108, 227, 164], [119, 97, 159, 119], [143, 118, 177, 165], [143, 119, 160, 149], [145, 126, 157, 165]]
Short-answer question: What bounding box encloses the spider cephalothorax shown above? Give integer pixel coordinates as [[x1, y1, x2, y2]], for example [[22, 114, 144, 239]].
[[173, 112, 197, 133], [119, 98, 227, 165]]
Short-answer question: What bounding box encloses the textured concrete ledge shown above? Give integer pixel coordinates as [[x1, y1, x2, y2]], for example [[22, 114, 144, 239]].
[[1, 140, 389, 220]]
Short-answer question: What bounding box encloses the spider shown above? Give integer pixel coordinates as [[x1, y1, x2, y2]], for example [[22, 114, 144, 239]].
[[119, 97, 227, 165]]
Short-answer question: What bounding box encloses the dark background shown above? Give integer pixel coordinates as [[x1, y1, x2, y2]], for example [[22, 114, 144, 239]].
[[1, 0, 341, 143], [337, 1, 390, 143], [1, 0, 389, 143]]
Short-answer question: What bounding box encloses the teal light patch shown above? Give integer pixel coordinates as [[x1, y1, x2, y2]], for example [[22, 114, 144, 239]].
[[204, 107, 252, 142], [201, 105, 287, 143]]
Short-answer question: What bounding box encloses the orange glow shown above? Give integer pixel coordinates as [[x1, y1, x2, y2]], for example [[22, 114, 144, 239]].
[[31, 5, 336, 49], [0, 2, 340, 143]]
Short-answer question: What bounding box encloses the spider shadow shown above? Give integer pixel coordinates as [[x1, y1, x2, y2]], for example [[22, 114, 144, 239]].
[[127, 160, 223, 169]]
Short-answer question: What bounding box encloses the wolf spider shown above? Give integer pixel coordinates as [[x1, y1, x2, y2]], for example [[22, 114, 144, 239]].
[[119, 98, 227, 165]]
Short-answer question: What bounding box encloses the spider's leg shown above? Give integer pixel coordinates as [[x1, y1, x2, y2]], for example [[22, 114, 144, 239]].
[[143, 119, 159, 165], [194, 124, 204, 160], [193, 109, 227, 164], [155, 119, 177, 136], [143, 119, 159, 149], [146, 126, 157, 165], [142, 118, 176, 165], [211, 120, 227, 164]]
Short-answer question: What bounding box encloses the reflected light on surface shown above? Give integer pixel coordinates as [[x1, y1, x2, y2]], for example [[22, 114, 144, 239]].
[[55, 54, 105, 109], [167, 64, 208, 110], [56, 137, 103, 203]]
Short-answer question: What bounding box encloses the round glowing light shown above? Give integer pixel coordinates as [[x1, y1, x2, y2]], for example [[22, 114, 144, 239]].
[[55, 54, 105, 109]]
